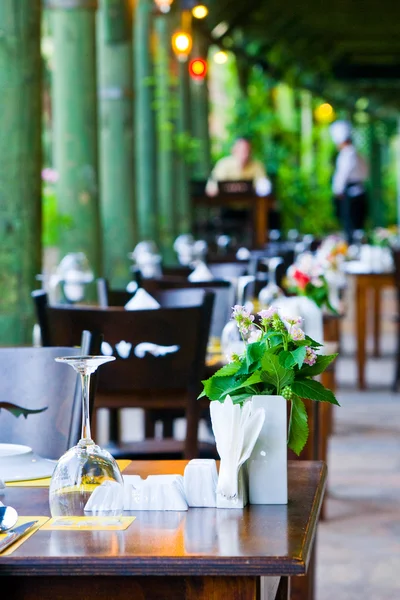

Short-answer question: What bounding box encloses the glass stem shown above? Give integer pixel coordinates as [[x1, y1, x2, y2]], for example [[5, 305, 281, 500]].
[[80, 371, 92, 443]]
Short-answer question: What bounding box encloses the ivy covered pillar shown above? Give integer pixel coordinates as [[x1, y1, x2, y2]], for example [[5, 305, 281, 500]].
[[190, 33, 211, 180], [175, 59, 192, 235], [369, 122, 383, 227], [133, 0, 157, 241], [98, 0, 136, 286], [50, 0, 101, 274], [154, 14, 176, 261], [300, 90, 313, 176], [0, 1, 42, 343]]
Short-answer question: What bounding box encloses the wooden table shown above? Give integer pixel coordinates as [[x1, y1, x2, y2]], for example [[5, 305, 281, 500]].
[[1, 460, 326, 600], [193, 193, 273, 249], [346, 270, 395, 389]]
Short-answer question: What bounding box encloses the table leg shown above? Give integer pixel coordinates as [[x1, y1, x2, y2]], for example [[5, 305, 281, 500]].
[[254, 197, 267, 248], [373, 286, 381, 358], [4, 575, 283, 600], [356, 278, 367, 389]]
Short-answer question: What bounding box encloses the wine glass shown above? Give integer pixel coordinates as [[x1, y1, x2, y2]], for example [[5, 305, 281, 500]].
[[49, 356, 124, 517], [258, 257, 284, 307]]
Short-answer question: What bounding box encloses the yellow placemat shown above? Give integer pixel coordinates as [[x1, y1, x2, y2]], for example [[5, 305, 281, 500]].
[[41, 516, 135, 531], [0, 516, 49, 556], [6, 459, 132, 488]]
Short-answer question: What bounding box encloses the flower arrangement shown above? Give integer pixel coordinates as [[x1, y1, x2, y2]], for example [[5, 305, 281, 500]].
[[199, 305, 339, 455], [370, 226, 399, 248], [284, 252, 338, 314], [316, 235, 348, 271]]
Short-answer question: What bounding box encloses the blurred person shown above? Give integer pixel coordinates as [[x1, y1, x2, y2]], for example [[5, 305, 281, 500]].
[[206, 137, 271, 196], [330, 120, 369, 243]]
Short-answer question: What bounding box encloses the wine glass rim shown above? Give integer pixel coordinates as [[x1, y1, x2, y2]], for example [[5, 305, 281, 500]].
[[55, 355, 116, 362]]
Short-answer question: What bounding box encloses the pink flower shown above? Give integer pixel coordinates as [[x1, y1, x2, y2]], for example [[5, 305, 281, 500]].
[[247, 327, 262, 344], [290, 325, 305, 341], [231, 305, 254, 335], [258, 307, 278, 320], [41, 168, 59, 184], [304, 346, 317, 366], [285, 316, 303, 326]]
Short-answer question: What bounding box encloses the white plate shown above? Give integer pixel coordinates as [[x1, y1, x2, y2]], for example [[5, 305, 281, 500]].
[[0, 443, 56, 483]]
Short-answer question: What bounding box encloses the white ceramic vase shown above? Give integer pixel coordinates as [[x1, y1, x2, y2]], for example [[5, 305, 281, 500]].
[[247, 395, 288, 505]]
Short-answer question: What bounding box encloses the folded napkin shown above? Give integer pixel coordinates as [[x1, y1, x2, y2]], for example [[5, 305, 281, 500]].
[[83, 480, 125, 515], [211, 395, 265, 500], [188, 262, 214, 282], [184, 459, 217, 507], [124, 288, 161, 311], [123, 474, 188, 511]]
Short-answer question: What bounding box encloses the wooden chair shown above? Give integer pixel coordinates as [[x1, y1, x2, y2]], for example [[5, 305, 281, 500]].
[[142, 276, 234, 340], [0, 332, 95, 460], [31, 290, 214, 459]]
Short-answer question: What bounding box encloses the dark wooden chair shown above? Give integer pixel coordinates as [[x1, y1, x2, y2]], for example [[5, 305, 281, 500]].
[[142, 276, 234, 340], [0, 332, 95, 460], [31, 290, 215, 459]]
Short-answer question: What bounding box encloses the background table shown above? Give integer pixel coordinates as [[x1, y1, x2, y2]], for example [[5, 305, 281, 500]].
[[346, 271, 395, 389], [1, 460, 326, 600]]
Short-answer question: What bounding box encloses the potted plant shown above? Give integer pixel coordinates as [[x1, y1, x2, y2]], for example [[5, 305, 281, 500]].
[[199, 305, 339, 505]]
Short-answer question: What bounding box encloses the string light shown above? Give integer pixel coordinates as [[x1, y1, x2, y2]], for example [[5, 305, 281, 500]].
[[192, 4, 208, 19], [213, 50, 228, 64], [171, 31, 193, 61], [314, 102, 335, 124], [154, 0, 173, 14]]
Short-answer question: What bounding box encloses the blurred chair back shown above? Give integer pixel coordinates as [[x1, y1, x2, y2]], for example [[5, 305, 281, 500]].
[[143, 276, 234, 340], [31, 290, 214, 458], [0, 334, 92, 459]]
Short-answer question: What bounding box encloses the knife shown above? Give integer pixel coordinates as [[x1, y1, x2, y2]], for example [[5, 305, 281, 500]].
[[0, 520, 38, 554]]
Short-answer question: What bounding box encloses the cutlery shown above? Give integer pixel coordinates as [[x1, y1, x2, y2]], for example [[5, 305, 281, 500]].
[[0, 520, 38, 554], [0, 503, 18, 532]]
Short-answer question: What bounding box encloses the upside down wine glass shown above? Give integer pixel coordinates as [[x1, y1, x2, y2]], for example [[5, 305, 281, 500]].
[[49, 356, 124, 517]]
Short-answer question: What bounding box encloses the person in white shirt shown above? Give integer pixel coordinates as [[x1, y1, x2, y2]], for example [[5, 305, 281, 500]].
[[330, 120, 369, 242]]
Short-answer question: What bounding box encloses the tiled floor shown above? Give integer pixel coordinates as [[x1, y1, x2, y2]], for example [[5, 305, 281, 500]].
[[317, 309, 400, 599]]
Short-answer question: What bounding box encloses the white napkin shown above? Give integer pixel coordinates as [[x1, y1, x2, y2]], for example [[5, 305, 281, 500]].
[[188, 262, 214, 282], [83, 480, 125, 515], [210, 396, 265, 499], [124, 288, 161, 310], [123, 474, 188, 511], [184, 459, 217, 507]]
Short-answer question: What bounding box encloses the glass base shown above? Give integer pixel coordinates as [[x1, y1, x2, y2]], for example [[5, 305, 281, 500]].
[[49, 442, 124, 517]]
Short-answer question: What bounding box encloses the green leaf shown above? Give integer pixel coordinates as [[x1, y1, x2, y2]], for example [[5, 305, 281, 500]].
[[212, 362, 242, 378], [199, 374, 238, 400], [298, 354, 338, 377], [261, 354, 294, 395], [279, 347, 307, 369], [288, 396, 309, 456], [229, 393, 254, 405], [246, 341, 265, 370], [291, 379, 340, 405]]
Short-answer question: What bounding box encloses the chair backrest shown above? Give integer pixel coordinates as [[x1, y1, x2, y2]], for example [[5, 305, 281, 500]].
[[0, 340, 90, 459], [96, 279, 208, 310], [143, 277, 234, 339], [31, 291, 214, 397]]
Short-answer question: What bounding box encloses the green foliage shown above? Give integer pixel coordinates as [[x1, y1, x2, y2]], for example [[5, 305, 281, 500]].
[[42, 184, 73, 248], [209, 62, 338, 236], [200, 308, 339, 455]]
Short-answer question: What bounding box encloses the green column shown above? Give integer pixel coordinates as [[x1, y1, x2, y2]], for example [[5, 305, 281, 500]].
[[133, 0, 157, 241], [154, 15, 175, 262], [0, 1, 42, 343], [175, 60, 191, 235], [300, 90, 313, 176], [98, 0, 136, 287], [190, 34, 211, 180], [369, 122, 383, 227], [51, 0, 101, 274]]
